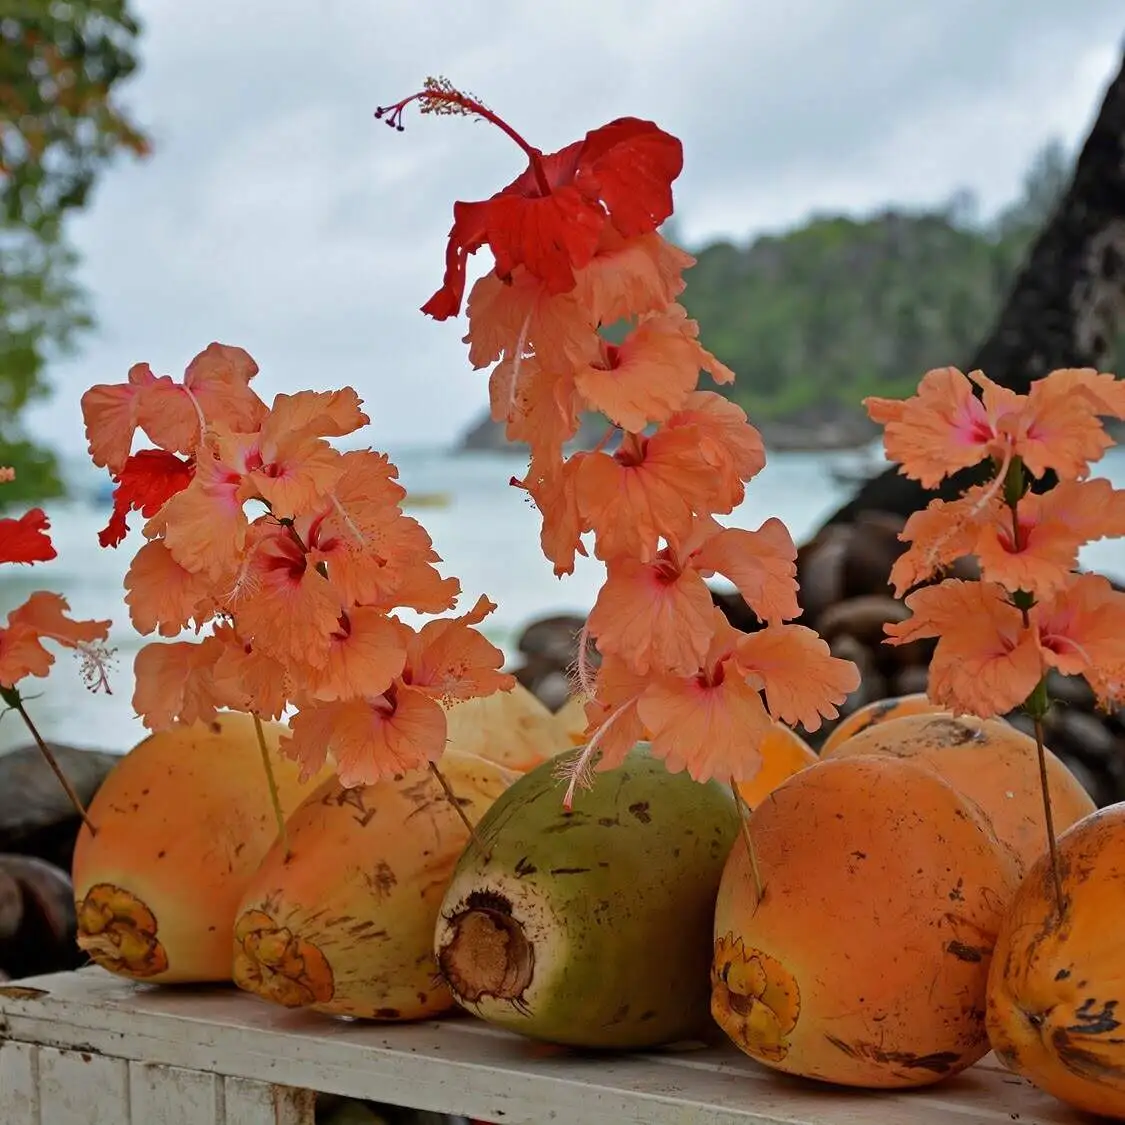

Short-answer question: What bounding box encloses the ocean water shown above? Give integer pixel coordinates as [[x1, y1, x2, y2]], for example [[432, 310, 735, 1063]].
[[3, 444, 1124, 756]]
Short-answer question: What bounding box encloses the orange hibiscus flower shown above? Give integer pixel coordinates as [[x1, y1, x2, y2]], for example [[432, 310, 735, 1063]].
[[0, 507, 57, 565], [865, 366, 1121, 488], [586, 514, 799, 677], [281, 596, 513, 786], [884, 575, 1125, 718], [572, 305, 733, 434], [0, 593, 113, 692], [378, 79, 683, 319], [890, 477, 1125, 599], [82, 343, 266, 475]]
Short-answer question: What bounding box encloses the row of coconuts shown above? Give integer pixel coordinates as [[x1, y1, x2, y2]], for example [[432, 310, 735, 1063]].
[[70, 684, 1124, 1121]]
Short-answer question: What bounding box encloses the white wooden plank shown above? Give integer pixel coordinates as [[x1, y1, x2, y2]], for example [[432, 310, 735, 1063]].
[[0, 968, 1087, 1125], [0, 1040, 40, 1125], [224, 1076, 316, 1125], [37, 1044, 130, 1125], [129, 1060, 222, 1124]]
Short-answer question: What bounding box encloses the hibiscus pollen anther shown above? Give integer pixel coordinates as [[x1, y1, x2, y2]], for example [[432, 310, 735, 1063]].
[[376, 76, 551, 196]]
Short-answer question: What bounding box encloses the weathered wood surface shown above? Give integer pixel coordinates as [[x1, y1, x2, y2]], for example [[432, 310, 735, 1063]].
[[0, 967, 1092, 1125], [0, 1034, 315, 1124]]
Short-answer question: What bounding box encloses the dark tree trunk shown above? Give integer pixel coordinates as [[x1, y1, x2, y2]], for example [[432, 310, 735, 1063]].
[[821, 48, 1125, 529]]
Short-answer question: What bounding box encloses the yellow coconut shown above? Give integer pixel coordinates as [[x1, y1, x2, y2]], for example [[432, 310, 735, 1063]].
[[735, 723, 819, 809], [443, 682, 573, 773], [71, 712, 333, 983], [232, 749, 518, 1020], [552, 693, 590, 747]]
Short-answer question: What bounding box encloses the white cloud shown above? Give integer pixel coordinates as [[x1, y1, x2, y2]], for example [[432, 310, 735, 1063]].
[[26, 0, 1125, 457]]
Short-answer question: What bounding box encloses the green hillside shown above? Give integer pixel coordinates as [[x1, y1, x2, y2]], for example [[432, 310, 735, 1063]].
[[674, 141, 1120, 425]]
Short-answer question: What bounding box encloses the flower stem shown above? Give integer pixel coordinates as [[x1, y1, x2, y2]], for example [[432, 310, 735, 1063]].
[[730, 776, 764, 906], [3, 686, 97, 836], [1032, 713, 1066, 919], [429, 761, 489, 859], [252, 712, 290, 861]]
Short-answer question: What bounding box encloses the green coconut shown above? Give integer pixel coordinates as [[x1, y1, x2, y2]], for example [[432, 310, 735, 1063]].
[[433, 742, 741, 1049]]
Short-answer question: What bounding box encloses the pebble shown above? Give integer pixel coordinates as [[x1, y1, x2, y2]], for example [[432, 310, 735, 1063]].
[[0, 854, 80, 980], [0, 743, 119, 872]]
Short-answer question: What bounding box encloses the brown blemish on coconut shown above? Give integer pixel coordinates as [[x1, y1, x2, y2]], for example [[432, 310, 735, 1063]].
[[710, 934, 800, 1063], [438, 892, 534, 1004], [232, 908, 334, 1008], [918, 717, 985, 749], [825, 1035, 963, 1074], [75, 883, 170, 978], [1051, 1028, 1125, 1081], [946, 940, 985, 963]]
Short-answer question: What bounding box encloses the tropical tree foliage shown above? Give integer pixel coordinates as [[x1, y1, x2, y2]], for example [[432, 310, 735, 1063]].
[[0, 0, 150, 506]]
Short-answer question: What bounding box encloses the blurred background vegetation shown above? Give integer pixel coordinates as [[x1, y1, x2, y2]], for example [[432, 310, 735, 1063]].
[[673, 140, 1103, 424], [0, 0, 150, 508]]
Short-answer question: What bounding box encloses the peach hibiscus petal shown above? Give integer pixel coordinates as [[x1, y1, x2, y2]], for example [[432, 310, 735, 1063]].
[[304, 608, 409, 703], [735, 624, 860, 732], [865, 366, 996, 488], [638, 661, 775, 783], [885, 580, 1040, 717], [586, 555, 716, 676], [81, 361, 158, 473], [124, 539, 215, 637], [132, 639, 223, 731], [283, 688, 448, 788], [691, 518, 800, 625]]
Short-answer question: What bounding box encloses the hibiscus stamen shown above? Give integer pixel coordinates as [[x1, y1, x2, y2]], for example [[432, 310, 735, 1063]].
[[591, 423, 619, 456], [506, 309, 534, 420], [76, 641, 116, 695], [555, 693, 640, 810], [181, 384, 208, 440], [1039, 631, 1092, 667], [226, 543, 264, 605], [919, 440, 1016, 577], [376, 77, 552, 197], [570, 620, 597, 698], [328, 492, 366, 546]]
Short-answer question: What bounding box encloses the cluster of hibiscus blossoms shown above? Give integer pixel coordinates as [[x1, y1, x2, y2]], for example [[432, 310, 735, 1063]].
[[378, 79, 860, 792], [79, 347, 515, 787], [865, 365, 1125, 718]]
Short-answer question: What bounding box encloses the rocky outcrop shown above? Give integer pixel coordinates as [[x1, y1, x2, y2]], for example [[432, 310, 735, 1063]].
[[455, 401, 878, 455], [825, 50, 1125, 527], [456, 410, 610, 454]]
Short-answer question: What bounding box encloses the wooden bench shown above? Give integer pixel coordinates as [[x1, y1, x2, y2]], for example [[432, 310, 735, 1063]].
[[0, 967, 1086, 1124]]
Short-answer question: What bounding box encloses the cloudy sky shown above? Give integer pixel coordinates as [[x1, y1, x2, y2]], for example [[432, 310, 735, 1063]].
[[27, 0, 1125, 457]]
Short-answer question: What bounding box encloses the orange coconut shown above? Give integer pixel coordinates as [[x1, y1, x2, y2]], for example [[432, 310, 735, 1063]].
[[443, 682, 574, 773], [819, 693, 943, 754], [711, 755, 1021, 1088], [735, 723, 819, 809], [987, 803, 1125, 1120], [820, 712, 1096, 876], [232, 749, 518, 1020], [71, 712, 333, 984]]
